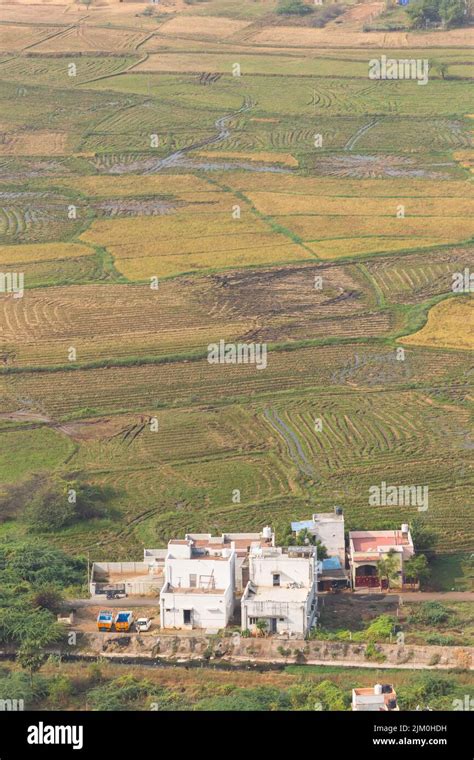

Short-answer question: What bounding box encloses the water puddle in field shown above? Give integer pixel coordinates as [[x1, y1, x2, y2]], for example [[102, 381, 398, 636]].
[[90, 96, 295, 175], [167, 158, 292, 173], [312, 154, 453, 179], [93, 198, 186, 217]]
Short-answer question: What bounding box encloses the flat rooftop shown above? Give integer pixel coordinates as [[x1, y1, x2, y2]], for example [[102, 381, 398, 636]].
[[245, 584, 310, 603], [350, 531, 411, 554], [162, 583, 225, 595], [353, 687, 397, 708], [187, 534, 273, 556]]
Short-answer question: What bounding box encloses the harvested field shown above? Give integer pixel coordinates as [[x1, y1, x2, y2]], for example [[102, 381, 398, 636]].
[[32, 25, 148, 53], [249, 25, 474, 48], [0, 2, 472, 591], [0, 23, 60, 52], [0, 129, 67, 156], [365, 246, 474, 304], [156, 15, 252, 39]]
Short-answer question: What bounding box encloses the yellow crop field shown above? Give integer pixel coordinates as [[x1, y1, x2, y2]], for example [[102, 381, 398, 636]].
[[107, 232, 288, 259], [195, 151, 298, 167], [81, 212, 277, 246], [247, 193, 474, 217], [307, 237, 441, 259], [400, 298, 474, 351], [226, 174, 471, 198], [54, 174, 213, 198], [111, 243, 311, 280], [157, 15, 251, 38], [0, 130, 67, 156], [274, 214, 474, 246], [454, 150, 474, 174], [0, 242, 95, 265]]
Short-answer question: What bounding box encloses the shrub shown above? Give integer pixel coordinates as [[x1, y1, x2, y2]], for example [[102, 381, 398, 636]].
[[365, 642, 386, 662], [276, 0, 314, 15], [408, 602, 452, 626], [426, 634, 457, 646]]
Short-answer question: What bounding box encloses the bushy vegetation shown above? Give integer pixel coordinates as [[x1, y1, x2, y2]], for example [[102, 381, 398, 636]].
[[0, 473, 114, 532], [407, 0, 471, 28], [408, 602, 453, 626], [0, 539, 86, 674], [310, 4, 345, 26], [276, 0, 314, 14]]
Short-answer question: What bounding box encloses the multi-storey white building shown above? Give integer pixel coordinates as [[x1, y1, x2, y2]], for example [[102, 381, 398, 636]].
[[184, 527, 274, 592], [241, 545, 317, 636], [160, 538, 235, 632]]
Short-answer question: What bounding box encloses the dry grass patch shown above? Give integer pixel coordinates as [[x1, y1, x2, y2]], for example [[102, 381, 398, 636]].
[[400, 297, 474, 351]]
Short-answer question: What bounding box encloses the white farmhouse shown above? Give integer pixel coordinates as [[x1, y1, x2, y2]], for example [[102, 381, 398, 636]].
[[160, 538, 235, 632], [241, 545, 317, 636]]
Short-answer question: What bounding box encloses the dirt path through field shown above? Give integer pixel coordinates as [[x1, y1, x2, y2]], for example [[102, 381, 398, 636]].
[[344, 119, 379, 151]]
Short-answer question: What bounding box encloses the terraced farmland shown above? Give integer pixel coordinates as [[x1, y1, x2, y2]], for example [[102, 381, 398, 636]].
[[0, 0, 472, 572]]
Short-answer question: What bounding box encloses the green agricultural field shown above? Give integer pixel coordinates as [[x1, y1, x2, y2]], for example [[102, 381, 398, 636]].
[[0, 0, 472, 587]]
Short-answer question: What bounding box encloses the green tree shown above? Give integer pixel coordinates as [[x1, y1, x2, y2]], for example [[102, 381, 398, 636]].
[[410, 517, 437, 554], [404, 554, 430, 587], [406, 0, 470, 27], [377, 549, 400, 589], [25, 476, 112, 532], [30, 586, 64, 614], [17, 643, 48, 686]]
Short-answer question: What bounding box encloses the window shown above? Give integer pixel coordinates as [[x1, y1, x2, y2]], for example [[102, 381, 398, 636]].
[[272, 573, 281, 587], [249, 617, 258, 625], [183, 609, 192, 625], [189, 574, 197, 588]]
